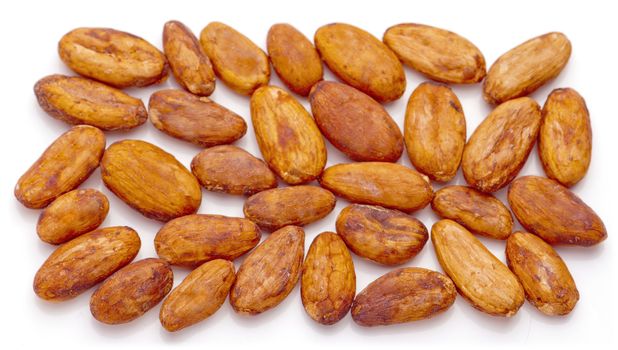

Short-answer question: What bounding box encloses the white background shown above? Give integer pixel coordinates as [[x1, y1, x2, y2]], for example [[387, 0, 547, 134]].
[[1, 0, 616, 348]]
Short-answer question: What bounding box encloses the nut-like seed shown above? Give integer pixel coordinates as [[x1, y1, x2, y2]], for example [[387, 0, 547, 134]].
[[267, 23, 323, 96], [351, 267, 456, 326], [431, 219, 525, 316], [90, 258, 173, 325], [319, 162, 433, 213], [191, 145, 277, 195], [34, 74, 147, 131], [301, 232, 355, 325], [230, 225, 304, 315], [155, 214, 261, 267], [309, 81, 403, 162], [15, 125, 105, 209], [508, 176, 606, 246], [314, 23, 405, 102], [462, 97, 541, 192], [243, 186, 336, 231], [101, 140, 201, 222], [33, 226, 140, 301], [506, 232, 579, 316], [149, 89, 247, 147], [160, 259, 236, 331], [37, 188, 109, 244], [251, 86, 326, 184], [404, 82, 466, 182], [431, 185, 513, 240], [163, 20, 216, 96], [539, 88, 592, 187], [383, 23, 486, 84], [200, 22, 270, 95], [336, 204, 428, 265], [58, 27, 168, 88], [483, 32, 571, 104]]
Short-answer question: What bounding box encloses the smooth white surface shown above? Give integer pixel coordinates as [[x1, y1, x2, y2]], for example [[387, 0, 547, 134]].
[[1, 0, 617, 348]]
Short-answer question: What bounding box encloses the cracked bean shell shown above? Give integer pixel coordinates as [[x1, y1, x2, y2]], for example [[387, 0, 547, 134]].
[[200, 22, 270, 95], [431, 185, 513, 240], [37, 188, 109, 244], [15, 125, 105, 209], [462, 97, 541, 192], [58, 27, 168, 88], [90, 258, 173, 325], [155, 214, 261, 267], [309, 81, 403, 162], [149, 89, 247, 147], [163, 20, 216, 96], [251, 85, 326, 184], [314, 23, 405, 103], [351, 267, 456, 326], [33, 226, 140, 301], [230, 225, 305, 315], [383, 23, 486, 84], [539, 88, 592, 187], [101, 140, 201, 222], [484, 32, 571, 105], [34, 74, 147, 131], [267, 23, 323, 96], [336, 204, 428, 265], [319, 162, 433, 213], [404, 82, 466, 182], [431, 219, 524, 316], [160, 259, 236, 331], [508, 176, 606, 246], [243, 185, 336, 231], [506, 232, 579, 316], [301, 232, 355, 325], [191, 145, 277, 195]]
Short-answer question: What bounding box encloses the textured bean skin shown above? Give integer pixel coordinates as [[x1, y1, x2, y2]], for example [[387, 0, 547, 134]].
[[319, 162, 433, 213], [101, 140, 202, 222], [160, 259, 235, 331], [243, 186, 336, 231], [90, 258, 173, 325], [432, 220, 525, 316], [15, 125, 105, 209], [34, 226, 140, 301], [267, 23, 323, 96], [191, 145, 277, 195], [404, 82, 466, 182], [230, 226, 305, 315], [351, 267, 456, 326], [314, 23, 405, 103], [539, 88, 592, 187], [384, 23, 486, 84], [462, 97, 541, 193], [301, 232, 355, 325], [508, 176, 606, 246], [59, 27, 168, 88], [34, 74, 147, 130], [336, 204, 428, 265], [506, 232, 579, 316], [251, 86, 326, 184], [163, 20, 216, 96], [155, 214, 261, 267], [37, 188, 109, 244], [431, 186, 513, 240], [310, 81, 403, 162], [483, 32, 571, 104], [200, 22, 270, 95], [149, 89, 247, 147]]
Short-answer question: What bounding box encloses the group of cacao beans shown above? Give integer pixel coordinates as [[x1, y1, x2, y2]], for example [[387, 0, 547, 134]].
[[16, 20, 606, 331]]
